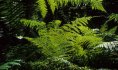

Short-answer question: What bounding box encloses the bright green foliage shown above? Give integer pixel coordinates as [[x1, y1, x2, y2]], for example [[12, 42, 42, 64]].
[[62, 17, 93, 35], [71, 17, 92, 26], [90, 0, 106, 12], [21, 18, 103, 68], [24, 20, 70, 57], [1, 0, 118, 69], [48, 0, 57, 14], [75, 36, 102, 48], [25, 31, 70, 57], [37, 0, 47, 18], [36, 0, 106, 18], [20, 19, 46, 30]]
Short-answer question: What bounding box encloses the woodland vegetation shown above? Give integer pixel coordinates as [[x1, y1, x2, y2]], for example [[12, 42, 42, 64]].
[[0, 0, 118, 70]]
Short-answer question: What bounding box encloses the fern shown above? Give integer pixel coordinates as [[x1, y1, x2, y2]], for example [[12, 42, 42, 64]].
[[72, 16, 92, 26], [0, 59, 23, 70], [47, 20, 62, 29], [20, 19, 46, 30], [90, 0, 106, 12], [100, 23, 118, 41], [107, 26, 117, 34], [37, 0, 47, 18], [108, 13, 118, 23], [95, 41, 118, 51], [21, 18, 105, 68], [30, 57, 81, 70], [100, 23, 108, 33], [36, 0, 106, 18], [25, 27, 71, 57], [62, 17, 93, 35], [48, 0, 57, 14]]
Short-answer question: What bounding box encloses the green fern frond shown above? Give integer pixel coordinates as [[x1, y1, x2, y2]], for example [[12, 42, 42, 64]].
[[100, 23, 108, 33], [79, 26, 94, 35], [74, 35, 102, 48], [64, 23, 80, 34], [107, 26, 117, 34], [25, 29, 71, 57], [20, 19, 46, 30], [0, 59, 23, 70], [108, 13, 118, 22], [73, 0, 82, 5], [90, 0, 106, 12], [62, 17, 93, 35], [36, 0, 106, 18], [72, 17, 92, 26], [56, 0, 68, 7], [55, 0, 105, 12], [48, 0, 57, 14], [37, 0, 47, 18], [47, 20, 61, 29]]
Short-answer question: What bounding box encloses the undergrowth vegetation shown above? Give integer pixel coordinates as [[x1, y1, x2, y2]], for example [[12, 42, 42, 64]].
[[0, 0, 118, 70]]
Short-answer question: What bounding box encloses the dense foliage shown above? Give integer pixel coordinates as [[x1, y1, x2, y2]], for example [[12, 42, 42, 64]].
[[0, 0, 118, 70]]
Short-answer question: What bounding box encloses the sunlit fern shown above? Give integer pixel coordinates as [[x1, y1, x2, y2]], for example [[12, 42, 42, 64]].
[[95, 41, 118, 51], [20, 19, 46, 30], [62, 16, 94, 35], [36, 0, 106, 18]]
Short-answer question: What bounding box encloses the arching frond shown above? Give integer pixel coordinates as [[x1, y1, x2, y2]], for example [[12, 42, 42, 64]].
[[37, 0, 47, 18], [90, 0, 106, 12], [95, 41, 118, 51], [36, 0, 106, 18], [108, 13, 118, 23], [72, 17, 92, 26], [48, 0, 57, 14], [107, 26, 117, 34], [20, 19, 46, 30], [62, 17, 93, 35], [74, 35, 102, 49], [0, 59, 23, 70]]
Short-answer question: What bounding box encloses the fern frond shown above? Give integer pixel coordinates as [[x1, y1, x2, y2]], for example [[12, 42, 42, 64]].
[[62, 17, 93, 35], [25, 29, 71, 57], [90, 0, 106, 12], [0, 59, 23, 70], [48, 0, 57, 14], [74, 36, 102, 48], [47, 20, 61, 29], [30, 57, 79, 70], [95, 41, 118, 51], [108, 13, 118, 23], [64, 23, 80, 34], [100, 23, 108, 33], [79, 26, 94, 35], [56, 0, 68, 7], [37, 0, 47, 18], [107, 26, 117, 34], [20, 19, 46, 30], [36, 0, 106, 18], [72, 17, 92, 26]]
